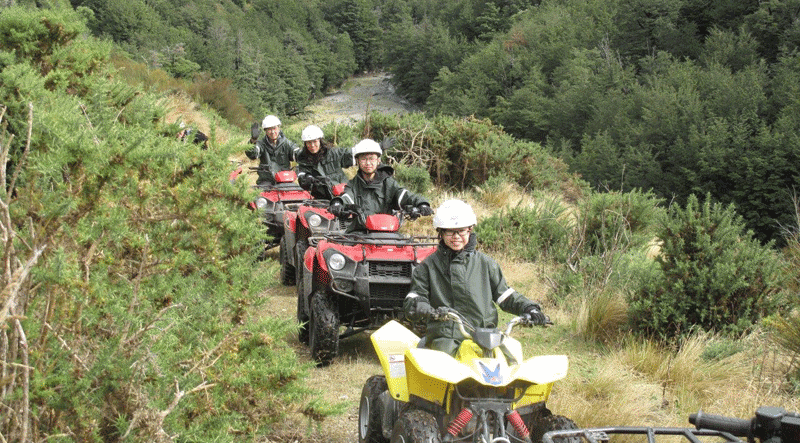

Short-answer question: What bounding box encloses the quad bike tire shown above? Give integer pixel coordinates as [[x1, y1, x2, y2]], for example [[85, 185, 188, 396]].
[[358, 375, 389, 443], [296, 264, 310, 345], [309, 291, 339, 366], [526, 413, 580, 443], [294, 239, 308, 285], [390, 409, 440, 443], [279, 236, 295, 286]]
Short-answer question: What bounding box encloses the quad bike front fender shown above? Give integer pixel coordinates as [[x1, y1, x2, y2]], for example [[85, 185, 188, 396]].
[[510, 355, 569, 385], [301, 247, 315, 301], [284, 211, 298, 234], [371, 320, 420, 402]]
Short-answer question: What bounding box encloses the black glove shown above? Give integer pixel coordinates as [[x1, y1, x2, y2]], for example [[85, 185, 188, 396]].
[[417, 204, 433, 216], [416, 304, 435, 319], [298, 174, 313, 189], [328, 202, 344, 217], [523, 305, 548, 326], [250, 122, 261, 141], [432, 306, 456, 320]]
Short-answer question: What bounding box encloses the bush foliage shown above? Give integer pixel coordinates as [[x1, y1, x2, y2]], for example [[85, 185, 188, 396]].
[[0, 7, 330, 442], [628, 194, 786, 342], [363, 112, 587, 199]]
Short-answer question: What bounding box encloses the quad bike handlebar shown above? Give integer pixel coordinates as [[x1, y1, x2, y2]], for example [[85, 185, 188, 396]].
[[690, 406, 800, 443], [543, 406, 800, 443], [438, 310, 550, 340]]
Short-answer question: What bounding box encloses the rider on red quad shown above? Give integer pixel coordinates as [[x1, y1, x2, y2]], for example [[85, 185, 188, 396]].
[[295, 125, 354, 199], [328, 138, 432, 230], [404, 199, 548, 356], [245, 114, 300, 185]]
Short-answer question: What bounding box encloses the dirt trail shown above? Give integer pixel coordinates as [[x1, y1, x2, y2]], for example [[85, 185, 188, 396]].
[[260, 250, 378, 443], [260, 74, 415, 443], [300, 73, 418, 126]]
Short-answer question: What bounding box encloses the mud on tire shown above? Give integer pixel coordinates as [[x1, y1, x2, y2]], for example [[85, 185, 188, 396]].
[[294, 239, 308, 285], [527, 413, 580, 443], [279, 236, 295, 286], [296, 262, 309, 345], [359, 375, 389, 443], [309, 291, 339, 366], [390, 409, 440, 443]]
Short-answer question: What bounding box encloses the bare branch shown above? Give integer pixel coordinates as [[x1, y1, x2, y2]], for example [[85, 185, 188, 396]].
[[0, 245, 46, 326], [14, 320, 29, 443], [79, 102, 101, 145]]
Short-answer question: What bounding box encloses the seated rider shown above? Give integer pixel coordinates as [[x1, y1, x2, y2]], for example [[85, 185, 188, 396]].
[[295, 125, 354, 199], [329, 139, 433, 228], [404, 199, 548, 356], [245, 114, 299, 185]]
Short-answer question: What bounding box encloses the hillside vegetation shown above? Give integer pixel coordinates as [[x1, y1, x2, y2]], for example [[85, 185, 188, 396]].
[[2, 3, 800, 443], [35, 0, 800, 245]]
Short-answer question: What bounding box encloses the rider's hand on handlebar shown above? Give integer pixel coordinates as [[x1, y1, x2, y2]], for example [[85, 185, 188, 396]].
[[417, 203, 434, 217], [522, 306, 549, 326], [416, 304, 435, 319], [328, 202, 344, 217], [298, 174, 313, 189], [432, 306, 457, 321], [417, 305, 455, 321]]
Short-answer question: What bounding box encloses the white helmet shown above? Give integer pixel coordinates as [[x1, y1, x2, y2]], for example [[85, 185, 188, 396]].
[[433, 199, 477, 229], [301, 125, 324, 142], [262, 114, 281, 129], [352, 139, 382, 157]]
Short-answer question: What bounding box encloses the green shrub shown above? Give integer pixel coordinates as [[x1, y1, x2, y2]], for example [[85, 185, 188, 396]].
[[392, 162, 433, 195], [364, 112, 586, 197], [0, 9, 329, 441], [574, 189, 664, 257], [628, 193, 787, 342], [476, 198, 573, 262], [767, 199, 800, 390]]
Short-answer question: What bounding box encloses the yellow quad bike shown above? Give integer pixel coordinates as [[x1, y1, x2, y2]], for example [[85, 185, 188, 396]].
[[359, 310, 579, 443]]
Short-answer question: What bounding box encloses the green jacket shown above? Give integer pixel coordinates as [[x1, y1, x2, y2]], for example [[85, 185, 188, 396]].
[[245, 133, 299, 184], [295, 146, 354, 187], [404, 234, 539, 355], [336, 165, 428, 216]]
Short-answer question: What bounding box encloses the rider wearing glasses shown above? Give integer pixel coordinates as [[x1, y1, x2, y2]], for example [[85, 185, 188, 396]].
[[329, 138, 432, 229], [404, 199, 548, 356]]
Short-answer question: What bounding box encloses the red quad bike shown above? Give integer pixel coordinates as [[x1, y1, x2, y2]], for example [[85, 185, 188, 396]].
[[229, 165, 311, 254], [297, 205, 438, 366], [279, 176, 348, 286], [543, 406, 799, 443]]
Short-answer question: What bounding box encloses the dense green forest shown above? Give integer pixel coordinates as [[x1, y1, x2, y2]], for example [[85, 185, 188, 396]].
[[52, 0, 800, 244]]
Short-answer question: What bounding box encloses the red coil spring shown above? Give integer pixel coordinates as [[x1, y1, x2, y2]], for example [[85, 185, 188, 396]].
[[447, 408, 474, 436], [506, 410, 529, 439]]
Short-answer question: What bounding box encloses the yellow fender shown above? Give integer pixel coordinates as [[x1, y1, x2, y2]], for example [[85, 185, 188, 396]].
[[371, 320, 569, 409], [371, 321, 419, 402]]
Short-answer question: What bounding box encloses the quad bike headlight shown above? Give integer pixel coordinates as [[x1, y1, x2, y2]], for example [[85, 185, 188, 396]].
[[255, 197, 268, 209], [328, 253, 346, 271], [308, 213, 323, 227]]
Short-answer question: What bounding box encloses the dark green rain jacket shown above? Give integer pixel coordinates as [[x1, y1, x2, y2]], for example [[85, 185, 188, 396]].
[[404, 234, 540, 355], [335, 165, 428, 216], [245, 133, 299, 184], [295, 145, 354, 186]]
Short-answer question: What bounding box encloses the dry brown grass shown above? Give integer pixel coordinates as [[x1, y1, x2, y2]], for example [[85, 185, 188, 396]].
[[576, 288, 629, 343]]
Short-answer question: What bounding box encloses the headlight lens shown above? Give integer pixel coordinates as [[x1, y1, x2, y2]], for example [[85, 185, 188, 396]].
[[255, 197, 268, 209], [328, 253, 346, 271], [308, 214, 322, 227]]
